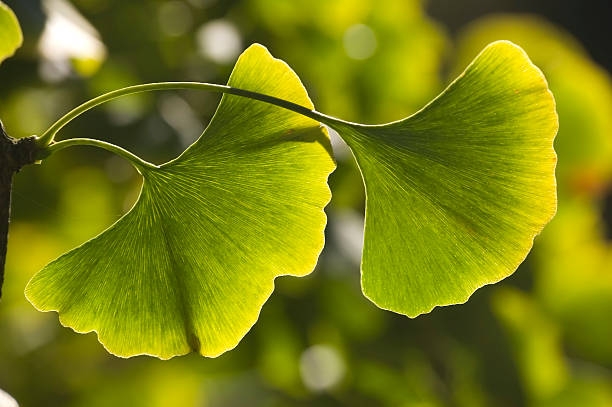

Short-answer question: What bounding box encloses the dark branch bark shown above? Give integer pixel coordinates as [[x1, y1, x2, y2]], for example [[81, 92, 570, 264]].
[[0, 121, 37, 300]]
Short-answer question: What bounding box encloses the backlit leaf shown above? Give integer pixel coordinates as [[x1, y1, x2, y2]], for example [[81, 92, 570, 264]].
[[0, 1, 22, 64], [325, 41, 557, 317], [454, 15, 612, 195], [25, 44, 335, 359]]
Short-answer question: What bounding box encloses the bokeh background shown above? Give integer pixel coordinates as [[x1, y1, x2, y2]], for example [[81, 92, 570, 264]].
[[1, 0, 612, 406]]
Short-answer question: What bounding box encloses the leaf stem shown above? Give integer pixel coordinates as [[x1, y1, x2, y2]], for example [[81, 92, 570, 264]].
[[35, 82, 348, 149], [45, 138, 159, 173]]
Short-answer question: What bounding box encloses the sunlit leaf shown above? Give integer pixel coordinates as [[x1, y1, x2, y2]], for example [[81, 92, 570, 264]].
[[326, 41, 557, 317], [0, 1, 22, 64], [25, 44, 335, 359], [454, 15, 612, 364], [454, 15, 612, 195]]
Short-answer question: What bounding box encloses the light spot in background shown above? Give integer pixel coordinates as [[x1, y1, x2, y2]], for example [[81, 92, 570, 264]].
[[158, 95, 205, 148], [38, 0, 107, 82], [5, 306, 57, 355], [343, 24, 378, 60], [196, 19, 242, 64], [327, 126, 351, 160], [158, 1, 193, 37], [3, 88, 70, 136], [332, 210, 365, 265], [299, 345, 346, 392], [88, 62, 148, 126], [38, 60, 71, 83], [0, 388, 18, 407], [105, 97, 146, 126]]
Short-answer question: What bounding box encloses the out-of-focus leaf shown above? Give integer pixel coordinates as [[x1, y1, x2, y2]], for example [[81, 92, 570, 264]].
[[325, 41, 557, 317], [492, 287, 612, 407], [256, 299, 304, 395], [534, 198, 612, 363], [25, 44, 335, 359], [354, 355, 443, 405], [0, 1, 21, 64], [491, 287, 568, 401]]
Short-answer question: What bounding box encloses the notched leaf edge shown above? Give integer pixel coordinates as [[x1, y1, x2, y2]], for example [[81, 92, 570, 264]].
[[25, 44, 334, 359], [359, 40, 558, 317]]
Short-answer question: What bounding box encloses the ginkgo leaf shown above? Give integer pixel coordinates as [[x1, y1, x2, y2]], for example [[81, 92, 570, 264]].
[[323, 41, 557, 317], [25, 44, 335, 359], [0, 1, 22, 64], [454, 15, 612, 192]]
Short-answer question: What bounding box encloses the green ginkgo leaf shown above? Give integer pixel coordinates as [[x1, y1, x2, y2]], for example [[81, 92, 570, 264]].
[[25, 44, 335, 359], [323, 41, 557, 317], [0, 1, 22, 64]]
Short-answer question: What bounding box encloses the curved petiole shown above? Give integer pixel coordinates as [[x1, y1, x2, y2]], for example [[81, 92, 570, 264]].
[[43, 138, 159, 173], [35, 82, 348, 148]]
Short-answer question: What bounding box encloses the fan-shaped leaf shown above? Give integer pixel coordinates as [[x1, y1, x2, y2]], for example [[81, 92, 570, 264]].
[[25, 44, 335, 359], [325, 41, 557, 317]]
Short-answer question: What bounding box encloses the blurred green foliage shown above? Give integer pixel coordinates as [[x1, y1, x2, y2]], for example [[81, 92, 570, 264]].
[[1, 1, 611, 406]]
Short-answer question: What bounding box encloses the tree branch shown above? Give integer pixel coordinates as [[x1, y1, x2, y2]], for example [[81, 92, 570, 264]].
[[0, 121, 37, 300]]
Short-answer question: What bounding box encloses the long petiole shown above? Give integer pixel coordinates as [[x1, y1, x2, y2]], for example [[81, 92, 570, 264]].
[[44, 138, 159, 173], [35, 82, 348, 149]]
